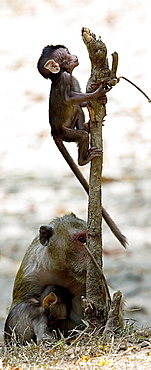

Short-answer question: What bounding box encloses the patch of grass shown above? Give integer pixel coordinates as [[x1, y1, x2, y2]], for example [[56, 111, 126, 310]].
[[1, 324, 151, 369]]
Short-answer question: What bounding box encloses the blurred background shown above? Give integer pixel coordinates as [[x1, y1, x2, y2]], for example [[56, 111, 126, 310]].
[[0, 0, 151, 339]]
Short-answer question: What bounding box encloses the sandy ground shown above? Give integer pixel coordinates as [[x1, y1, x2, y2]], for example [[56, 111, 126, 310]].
[[0, 0, 151, 343]]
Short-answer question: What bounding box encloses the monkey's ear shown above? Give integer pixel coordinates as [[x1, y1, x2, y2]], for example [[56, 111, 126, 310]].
[[43, 292, 58, 309], [39, 225, 54, 246], [44, 59, 60, 74]]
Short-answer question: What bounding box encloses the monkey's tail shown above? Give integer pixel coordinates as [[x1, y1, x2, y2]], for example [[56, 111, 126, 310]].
[[53, 136, 89, 193], [53, 136, 127, 248], [102, 208, 127, 248]]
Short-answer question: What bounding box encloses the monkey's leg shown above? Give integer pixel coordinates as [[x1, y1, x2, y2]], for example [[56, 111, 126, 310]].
[[77, 130, 102, 166], [71, 106, 85, 130], [59, 127, 102, 166]]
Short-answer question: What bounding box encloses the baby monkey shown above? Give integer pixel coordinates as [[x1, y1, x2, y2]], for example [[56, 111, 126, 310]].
[[37, 44, 111, 165], [37, 47, 127, 248], [4, 285, 73, 346]]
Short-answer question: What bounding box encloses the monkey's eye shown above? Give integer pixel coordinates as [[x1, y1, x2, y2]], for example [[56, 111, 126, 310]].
[[78, 235, 86, 244]]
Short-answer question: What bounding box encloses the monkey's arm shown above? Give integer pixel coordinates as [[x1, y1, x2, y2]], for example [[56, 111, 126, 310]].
[[53, 136, 127, 248], [66, 84, 111, 103], [62, 72, 111, 104]]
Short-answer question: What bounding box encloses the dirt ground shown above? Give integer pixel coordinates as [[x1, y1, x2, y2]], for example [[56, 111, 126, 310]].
[[0, 0, 151, 353]]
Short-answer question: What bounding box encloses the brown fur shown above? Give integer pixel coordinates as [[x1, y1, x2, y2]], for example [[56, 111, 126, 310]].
[[4, 214, 87, 345]]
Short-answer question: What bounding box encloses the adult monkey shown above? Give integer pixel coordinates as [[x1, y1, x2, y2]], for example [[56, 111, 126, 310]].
[[5, 214, 88, 343], [37, 45, 127, 248]]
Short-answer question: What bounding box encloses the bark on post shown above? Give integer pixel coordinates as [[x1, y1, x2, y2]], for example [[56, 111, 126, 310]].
[[82, 28, 118, 326]]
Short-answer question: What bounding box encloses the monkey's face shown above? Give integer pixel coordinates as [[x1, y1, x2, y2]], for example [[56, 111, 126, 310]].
[[39, 214, 88, 281], [52, 47, 79, 73], [66, 229, 88, 279]]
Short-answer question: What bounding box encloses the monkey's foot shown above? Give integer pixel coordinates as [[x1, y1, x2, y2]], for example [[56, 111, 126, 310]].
[[78, 147, 102, 165]]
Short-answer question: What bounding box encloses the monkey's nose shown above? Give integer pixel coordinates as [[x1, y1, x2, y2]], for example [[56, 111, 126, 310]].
[[74, 56, 79, 63]]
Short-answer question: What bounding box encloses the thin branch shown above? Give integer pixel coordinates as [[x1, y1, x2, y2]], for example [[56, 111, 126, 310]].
[[119, 76, 151, 102]]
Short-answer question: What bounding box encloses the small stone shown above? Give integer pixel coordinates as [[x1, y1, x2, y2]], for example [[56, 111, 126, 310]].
[[140, 341, 150, 348]]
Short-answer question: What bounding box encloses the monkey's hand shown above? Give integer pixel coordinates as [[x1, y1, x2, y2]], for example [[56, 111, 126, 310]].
[[95, 83, 112, 98], [91, 77, 112, 99]]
